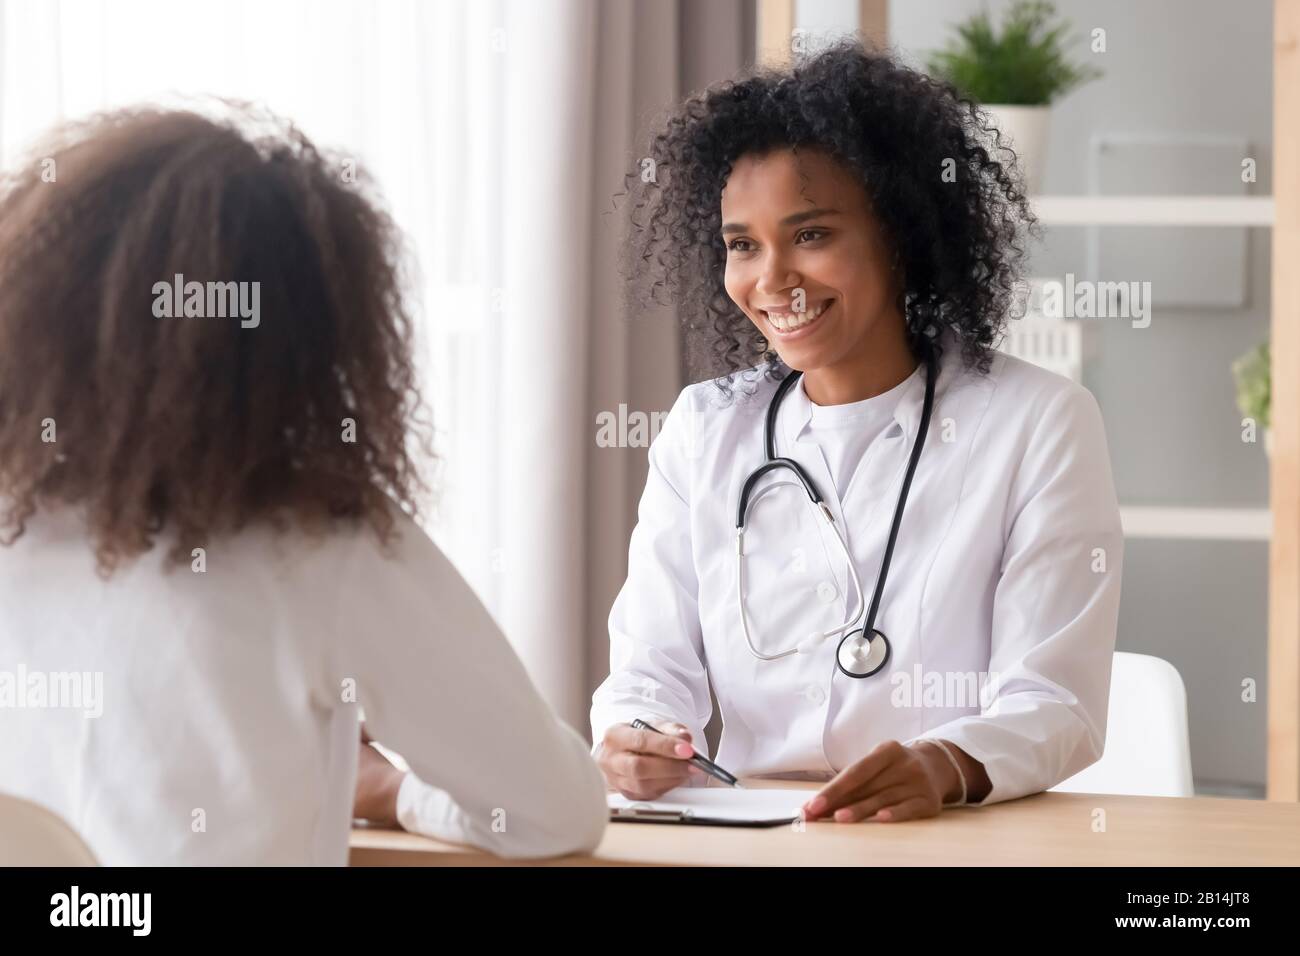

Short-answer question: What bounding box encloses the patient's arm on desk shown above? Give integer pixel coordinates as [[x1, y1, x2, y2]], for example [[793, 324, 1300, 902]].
[[353, 726, 404, 826]]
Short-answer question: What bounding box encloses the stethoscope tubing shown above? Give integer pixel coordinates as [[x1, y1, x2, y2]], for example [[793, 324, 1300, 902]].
[[733, 347, 938, 674]]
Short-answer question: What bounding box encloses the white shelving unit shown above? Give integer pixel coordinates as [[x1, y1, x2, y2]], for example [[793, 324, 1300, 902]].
[[1120, 506, 1272, 541], [1032, 195, 1275, 227], [1031, 193, 1274, 544]]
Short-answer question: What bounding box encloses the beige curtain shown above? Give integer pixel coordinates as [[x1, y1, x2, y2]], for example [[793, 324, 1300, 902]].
[[582, 0, 753, 733], [497, 0, 751, 733]]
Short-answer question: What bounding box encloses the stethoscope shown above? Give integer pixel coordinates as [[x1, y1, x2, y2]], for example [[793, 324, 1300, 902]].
[[734, 348, 937, 679]]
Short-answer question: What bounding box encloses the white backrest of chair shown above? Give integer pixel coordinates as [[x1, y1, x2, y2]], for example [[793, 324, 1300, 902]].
[[1051, 651, 1195, 798]]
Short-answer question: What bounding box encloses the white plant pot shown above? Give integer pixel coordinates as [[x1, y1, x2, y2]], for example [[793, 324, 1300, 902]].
[[980, 104, 1051, 194]]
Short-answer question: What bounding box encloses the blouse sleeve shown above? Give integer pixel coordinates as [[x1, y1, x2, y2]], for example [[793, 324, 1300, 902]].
[[330, 508, 608, 857]]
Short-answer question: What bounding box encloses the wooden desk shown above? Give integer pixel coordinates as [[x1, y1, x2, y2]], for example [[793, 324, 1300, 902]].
[[349, 780, 1300, 866]]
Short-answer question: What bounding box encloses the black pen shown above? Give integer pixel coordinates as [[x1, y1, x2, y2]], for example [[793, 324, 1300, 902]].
[[630, 718, 742, 788]]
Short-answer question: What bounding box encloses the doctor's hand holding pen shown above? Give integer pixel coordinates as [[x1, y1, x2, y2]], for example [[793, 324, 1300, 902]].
[[596, 720, 711, 800]]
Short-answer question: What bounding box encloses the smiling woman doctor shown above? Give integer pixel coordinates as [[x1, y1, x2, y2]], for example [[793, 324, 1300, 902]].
[[590, 42, 1124, 823]]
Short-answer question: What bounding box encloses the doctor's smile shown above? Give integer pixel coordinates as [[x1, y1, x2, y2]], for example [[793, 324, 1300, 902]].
[[756, 297, 832, 338]]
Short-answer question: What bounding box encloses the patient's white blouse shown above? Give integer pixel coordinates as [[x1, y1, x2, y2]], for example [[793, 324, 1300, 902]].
[[0, 503, 606, 864]]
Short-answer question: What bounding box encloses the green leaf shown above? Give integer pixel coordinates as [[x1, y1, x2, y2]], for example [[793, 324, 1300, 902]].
[[924, 0, 1103, 105], [1232, 341, 1271, 429]]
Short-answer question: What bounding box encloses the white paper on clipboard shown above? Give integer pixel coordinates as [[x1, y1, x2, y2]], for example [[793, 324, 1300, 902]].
[[608, 787, 807, 826]]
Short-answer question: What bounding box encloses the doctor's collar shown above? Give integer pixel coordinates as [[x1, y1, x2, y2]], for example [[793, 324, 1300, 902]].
[[804, 363, 920, 428], [781, 343, 952, 449]]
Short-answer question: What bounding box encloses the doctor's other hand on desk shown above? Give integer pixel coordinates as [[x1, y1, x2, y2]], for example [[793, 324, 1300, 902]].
[[802, 738, 991, 823]]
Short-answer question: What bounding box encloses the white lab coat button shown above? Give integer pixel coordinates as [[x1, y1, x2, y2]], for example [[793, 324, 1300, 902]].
[[816, 581, 837, 603], [804, 685, 826, 705]]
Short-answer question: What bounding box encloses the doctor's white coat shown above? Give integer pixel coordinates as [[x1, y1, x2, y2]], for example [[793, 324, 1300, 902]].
[[590, 334, 1124, 806]]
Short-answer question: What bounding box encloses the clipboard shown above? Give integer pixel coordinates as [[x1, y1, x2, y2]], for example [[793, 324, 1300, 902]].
[[610, 806, 796, 828], [607, 787, 806, 828]]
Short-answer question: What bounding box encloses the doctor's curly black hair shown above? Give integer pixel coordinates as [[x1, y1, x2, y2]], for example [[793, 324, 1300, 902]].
[[621, 40, 1037, 393]]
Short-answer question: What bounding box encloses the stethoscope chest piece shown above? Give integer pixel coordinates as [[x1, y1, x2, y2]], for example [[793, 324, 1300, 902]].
[[836, 628, 891, 679]]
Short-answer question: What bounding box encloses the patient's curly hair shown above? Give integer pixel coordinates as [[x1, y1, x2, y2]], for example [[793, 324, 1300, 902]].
[[0, 105, 430, 573], [621, 40, 1036, 393]]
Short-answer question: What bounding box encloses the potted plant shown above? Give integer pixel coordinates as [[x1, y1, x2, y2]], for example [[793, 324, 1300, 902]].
[[925, 0, 1102, 193], [1233, 341, 1271, 455]]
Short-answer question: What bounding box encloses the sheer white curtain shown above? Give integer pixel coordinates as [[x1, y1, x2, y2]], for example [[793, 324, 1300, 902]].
[[0, 0, 616, 725]]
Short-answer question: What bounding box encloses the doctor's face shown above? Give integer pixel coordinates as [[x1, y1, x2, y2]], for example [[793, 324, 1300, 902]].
[[720, 148, 905, 377]]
